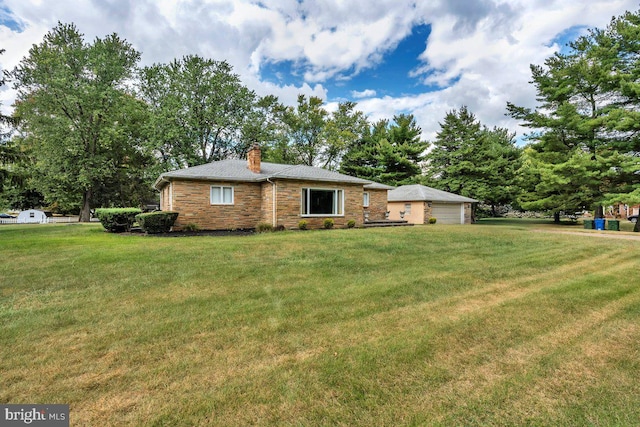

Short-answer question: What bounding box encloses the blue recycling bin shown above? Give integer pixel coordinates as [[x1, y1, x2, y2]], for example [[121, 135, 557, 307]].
[[594, 218, 605, 230]]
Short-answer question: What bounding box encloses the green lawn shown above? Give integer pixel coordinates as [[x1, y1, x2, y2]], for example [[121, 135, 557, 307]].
[[1, 222, 639, 426]]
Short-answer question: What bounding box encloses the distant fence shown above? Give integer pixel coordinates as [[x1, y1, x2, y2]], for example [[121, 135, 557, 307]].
[[0, 216, 100, 225]]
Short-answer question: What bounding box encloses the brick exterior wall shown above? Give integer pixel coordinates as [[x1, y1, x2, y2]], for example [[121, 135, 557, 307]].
[[424, 202, 433, 223], [160, 185, 171, 211], [247, 145, 261, 173], [464, 202, 473, 224], [160, 178, 371, 230], [365, 189, 389, 221], [168, 179, 263, 230], [273, 180, 364, 229], [260, 182, 275, 226]]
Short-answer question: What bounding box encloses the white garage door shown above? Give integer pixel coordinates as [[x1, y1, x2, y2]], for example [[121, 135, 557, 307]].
[[431, 203, 463, 224]]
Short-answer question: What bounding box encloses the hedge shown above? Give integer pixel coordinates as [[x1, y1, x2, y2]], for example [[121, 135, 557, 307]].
[[95, 208, 142, 232], [135, 211, 179, 234]]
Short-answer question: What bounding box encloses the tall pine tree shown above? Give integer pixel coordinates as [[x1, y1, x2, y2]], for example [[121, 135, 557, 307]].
[[508, 9, 640, 220], [340, 114, 428, 186], [425, 106, 521, 215]]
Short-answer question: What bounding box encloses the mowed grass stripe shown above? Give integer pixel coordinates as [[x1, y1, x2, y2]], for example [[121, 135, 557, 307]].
[[431, 274, 640, 426], [199, 251, 640, 425], [0, 223, 639, 426]]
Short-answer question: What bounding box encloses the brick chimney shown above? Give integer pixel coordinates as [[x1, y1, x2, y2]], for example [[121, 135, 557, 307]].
[[247, 143, 261, 173]]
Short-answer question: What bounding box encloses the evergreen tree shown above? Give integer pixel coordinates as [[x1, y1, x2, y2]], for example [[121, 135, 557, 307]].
[[425, 107, 521, 215], [377, 114, 428, 186], [340, 114, 427, 186], [508, 9, 640, 220], [425, 106, 482, 193], [339, 120, 387, 181]]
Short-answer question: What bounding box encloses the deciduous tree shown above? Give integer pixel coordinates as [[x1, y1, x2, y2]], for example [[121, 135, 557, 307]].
[[11, 23, 150, 221], [281, 95, 329, 166], [138, 55, 256, 169]]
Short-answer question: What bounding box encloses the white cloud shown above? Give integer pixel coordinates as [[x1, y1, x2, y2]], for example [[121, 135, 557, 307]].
[[351, 89, 377, 99], [1, 0, 639, 142]]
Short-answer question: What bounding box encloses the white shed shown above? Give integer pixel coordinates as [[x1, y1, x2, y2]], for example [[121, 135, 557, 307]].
[[17, 209, 49, 224]]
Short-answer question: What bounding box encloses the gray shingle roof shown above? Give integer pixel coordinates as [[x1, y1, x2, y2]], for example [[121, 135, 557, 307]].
[[364, 182, 395, 190], [388, 184, 477, 203], [155, 159, 372, 188]]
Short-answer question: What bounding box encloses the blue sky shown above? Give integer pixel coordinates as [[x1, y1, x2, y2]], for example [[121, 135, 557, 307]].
[[261, 24, 434, 100], [1, 0, 638, 141]]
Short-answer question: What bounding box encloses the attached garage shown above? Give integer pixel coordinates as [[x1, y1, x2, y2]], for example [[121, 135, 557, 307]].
[[431, 203, 464, 224], [387, 184, 477, 225]]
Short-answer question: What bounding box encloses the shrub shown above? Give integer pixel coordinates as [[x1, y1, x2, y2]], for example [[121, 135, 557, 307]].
[[323, 218, 334, 229], [347, 219, 356, 228], [298, 220, 308, 230], [95, 208, 142, 232], [429, 217, 437, 224], [183, 223, 200, 232], [256, 222, 274, 233], [275, 225, 286, 232], [135, 211, 179, 234]]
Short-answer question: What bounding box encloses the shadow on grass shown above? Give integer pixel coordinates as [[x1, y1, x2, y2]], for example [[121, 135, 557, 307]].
[[476, 217, 582, 228], [477, 217, 638, 233]]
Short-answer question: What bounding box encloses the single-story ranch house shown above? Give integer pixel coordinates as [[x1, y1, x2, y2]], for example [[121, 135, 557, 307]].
[[154, 145, 393, 230], [388, 184, 477, 225]]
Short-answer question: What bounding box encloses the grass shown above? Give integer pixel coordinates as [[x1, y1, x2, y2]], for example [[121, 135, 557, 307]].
[[1, 221, 639, 426]]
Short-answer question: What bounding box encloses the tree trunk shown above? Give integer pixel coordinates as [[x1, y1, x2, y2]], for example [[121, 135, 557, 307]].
[[634, 220, 639, 233], [491, 204, 497, 217], [79, 189, 92, 222], [554, 212, 560, 223], [594, 206, 604, 219]]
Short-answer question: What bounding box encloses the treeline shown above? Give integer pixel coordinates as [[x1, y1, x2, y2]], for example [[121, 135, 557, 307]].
[[0, 23, 435, 220], [1, 8, 640, 224]]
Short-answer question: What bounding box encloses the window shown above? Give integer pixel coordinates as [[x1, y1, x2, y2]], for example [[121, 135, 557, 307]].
[[301, 188, 344, 216], [404, 203, 412, 214], [363, 192, 370, 207], [210, 186, 234, 205]]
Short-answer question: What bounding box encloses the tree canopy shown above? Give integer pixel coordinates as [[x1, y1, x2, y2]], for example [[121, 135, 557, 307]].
[[138, 55, 256, 170], [425, 106, 521, 215], [9, 13, 640, 225], [11, 23, 152, 220], [340, 114, 428, 186], [508, 9, 640, 219]]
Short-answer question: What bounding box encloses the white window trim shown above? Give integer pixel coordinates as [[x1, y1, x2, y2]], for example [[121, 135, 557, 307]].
[[210, 185, 234, 205], [363, 192, 370, 208], [301, 187, 345, 217]]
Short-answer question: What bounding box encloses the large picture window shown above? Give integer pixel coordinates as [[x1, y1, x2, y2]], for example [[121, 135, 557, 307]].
[[210, 186, 234, 205], [301, 188, 344, 216]]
